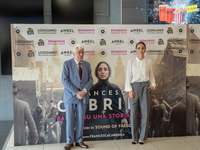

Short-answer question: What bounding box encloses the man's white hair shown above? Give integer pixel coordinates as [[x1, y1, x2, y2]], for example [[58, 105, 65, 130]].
[[73, 44, 84, 53]]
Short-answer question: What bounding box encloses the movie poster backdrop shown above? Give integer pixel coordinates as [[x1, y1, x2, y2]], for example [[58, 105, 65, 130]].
[[11, 24, 187, 146]]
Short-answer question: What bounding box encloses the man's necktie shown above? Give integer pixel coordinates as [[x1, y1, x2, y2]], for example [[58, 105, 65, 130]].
[[79, 62, 82, 79]]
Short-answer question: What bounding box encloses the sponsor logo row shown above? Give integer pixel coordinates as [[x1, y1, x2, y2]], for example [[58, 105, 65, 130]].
[[18, 49, 171, 58], [188, 27, 200, 34], [20, 48, 193, 58], [166, 49, 198, 55], [15, 38, 171, 46], [15, 27, 185, 35]]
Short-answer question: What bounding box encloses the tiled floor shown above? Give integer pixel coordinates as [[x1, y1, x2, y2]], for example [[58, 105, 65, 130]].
[[2, 120, 200, 150], [5, 136, 200, 150]]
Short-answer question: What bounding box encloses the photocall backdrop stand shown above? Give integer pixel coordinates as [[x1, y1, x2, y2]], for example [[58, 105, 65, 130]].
[[10, 24, 199, 146]]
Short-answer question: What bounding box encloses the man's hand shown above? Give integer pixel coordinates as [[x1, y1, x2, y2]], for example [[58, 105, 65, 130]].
[[129, 90, 135, 99], [76, 90, 86, 99]]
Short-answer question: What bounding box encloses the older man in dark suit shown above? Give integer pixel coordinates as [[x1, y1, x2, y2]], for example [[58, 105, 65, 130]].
[[62, 44, 93, 150], [186, 78, 200, 135]]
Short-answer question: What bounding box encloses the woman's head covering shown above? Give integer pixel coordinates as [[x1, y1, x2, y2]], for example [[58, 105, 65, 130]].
[[95, 61, 111, 81]]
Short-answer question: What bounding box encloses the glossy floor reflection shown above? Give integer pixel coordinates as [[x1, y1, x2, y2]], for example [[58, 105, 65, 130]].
[[5, 136, 200, 150]]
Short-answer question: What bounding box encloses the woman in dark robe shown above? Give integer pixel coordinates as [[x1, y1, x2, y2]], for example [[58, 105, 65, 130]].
[[84, 61, 130, 140]]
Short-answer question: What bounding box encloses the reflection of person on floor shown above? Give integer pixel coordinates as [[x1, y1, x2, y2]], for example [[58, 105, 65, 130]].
[[47, 106, 61, 143], [169, 95, 186, 136], [84, 61, 129, 140], [154, 97, 166, 137], [13, 83, 38, 146], [32, 105, 46, 144], [186, 78, 200, 135]]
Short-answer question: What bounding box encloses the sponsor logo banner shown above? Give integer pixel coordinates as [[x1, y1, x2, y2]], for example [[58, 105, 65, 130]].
[[27, 28, 34, 35], [15, 40, 34, 45], [158, 39, 164, 45], [60, 51, 73, 56], [111, 40, 124, 45], [16, 27, 23, 34], [60, 29, 74, 34], [38, 51, 57, 56], [146, 29, 164, 34], [99, 49, 107, 57], [111, 50, 127, 55], [146, 50, 164, 55], [28, 50, 35, 57], [37, 29, 57, 34], [128, 38, 135, 46], [98, 27, 107, 36], [167, 27, 173, 34], [78, 29, 95, 34], [81, 40, 95, 45], [111, 29, 127, 34], [11, 24, 187, 145], [140, 39, 155, 44], [84, 51, 95, 56], [69, 38, 78, 47], [130, 29, 143, 34], [100, 39, 106, 46], [38, 39, 45, 46], [48, 40, 65, 45]]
